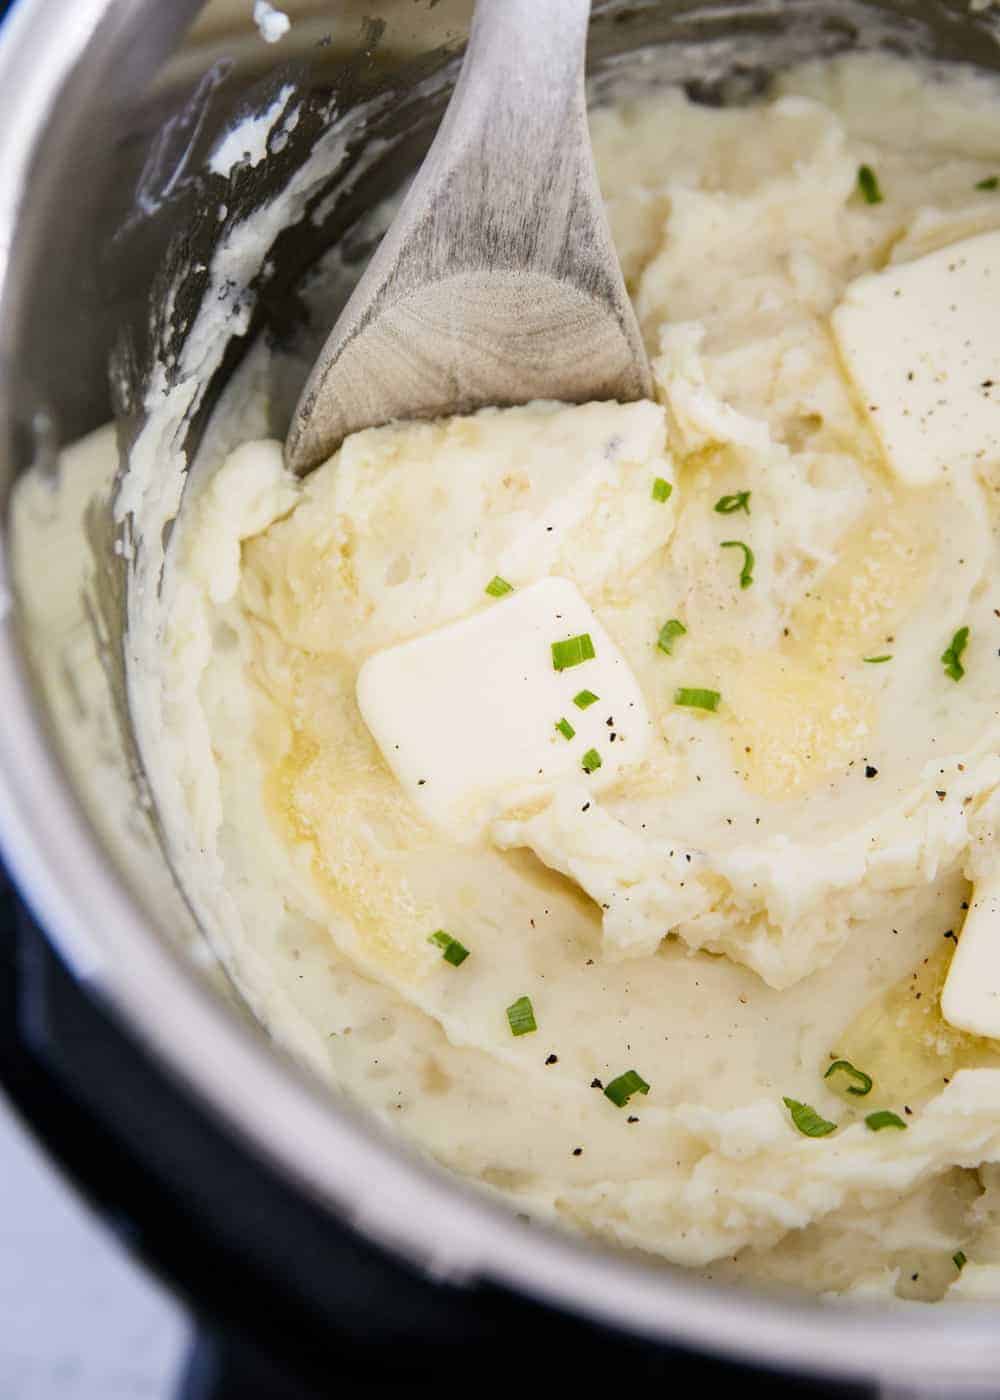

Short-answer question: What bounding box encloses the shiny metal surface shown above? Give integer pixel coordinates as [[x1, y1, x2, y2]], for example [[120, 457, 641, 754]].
[[2, 2, 1000, 1391]]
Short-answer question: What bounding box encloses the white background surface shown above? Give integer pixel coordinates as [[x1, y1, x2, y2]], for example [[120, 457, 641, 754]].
[[0, 1094, 187, 1399]]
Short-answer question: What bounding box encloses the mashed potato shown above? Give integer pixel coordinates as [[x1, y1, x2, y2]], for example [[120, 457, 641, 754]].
[[120, 53, 1000, 1297]]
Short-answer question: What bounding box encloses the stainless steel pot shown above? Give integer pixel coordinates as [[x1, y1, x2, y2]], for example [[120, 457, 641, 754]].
[[2, 2, 1000, 1391]]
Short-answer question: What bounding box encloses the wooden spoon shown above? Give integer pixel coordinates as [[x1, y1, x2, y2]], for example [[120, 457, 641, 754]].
[[285, 0, 651, 475]]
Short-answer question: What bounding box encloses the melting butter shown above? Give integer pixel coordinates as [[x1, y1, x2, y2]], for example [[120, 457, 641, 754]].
[[836, 944, 1000, 1108]]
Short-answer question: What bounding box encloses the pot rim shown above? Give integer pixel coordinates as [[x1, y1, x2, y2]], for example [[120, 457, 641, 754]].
[[3, 2, 1000, 1388]]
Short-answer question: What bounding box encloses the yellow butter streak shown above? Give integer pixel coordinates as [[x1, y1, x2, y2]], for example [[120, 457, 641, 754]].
[[718, 490, 933, 800], [836, 944, 1000, 1107], [257, 646, 434, 981], [723, 650, 873, 800], [790, 493, 930, 667]]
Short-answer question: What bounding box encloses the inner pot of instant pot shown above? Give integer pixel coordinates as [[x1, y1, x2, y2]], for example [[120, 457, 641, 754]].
[[6, 0, 1000, 1390]]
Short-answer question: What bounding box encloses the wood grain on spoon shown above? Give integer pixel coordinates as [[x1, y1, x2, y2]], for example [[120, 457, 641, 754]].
[[285, 0, 651, 476]]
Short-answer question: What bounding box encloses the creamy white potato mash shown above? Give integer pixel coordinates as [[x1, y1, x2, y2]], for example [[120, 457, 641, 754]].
[[25, 52, 1000, 1299]]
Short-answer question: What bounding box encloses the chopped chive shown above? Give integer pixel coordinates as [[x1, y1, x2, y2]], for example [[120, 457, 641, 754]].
[[674, 687, 720, 712], [604, 1070, 650, 1108], [555, 717, 575, 741], [824, 1059, 873, 1097], [857, 164, 883, 205], [865, 1109, 906, 1131], [657, 618, 687, 655], [976, 176, 999, 191], [573, 689, 599, 710], [652, 476, 673, 502], [721, 539, 754, 589], [864, 655, 892, 664], [941, 626, 969, 682], [485, 575, 514, 598], [506, 995, 537, 1036], [953, 1251, 967, 1271], [428, 930, 470, 966], [714, 490, 751, 515], [551, 633, 596, 671], [581, 747, 602, 774], [783, 1097, 837, 1137]]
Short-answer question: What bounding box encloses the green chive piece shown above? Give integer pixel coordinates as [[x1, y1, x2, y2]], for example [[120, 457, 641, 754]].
[[824, 1059, 873, 1097], [783, 1097, 837, 1137], [555, 717, 575, 741], [652, 477, 673, 503], [941, 626, 969, 682], [865, 1109, 907, 1131], [954, 1250, 967, 1271], [573, 689, 599, 710], [506, 995, 537, 1037], [604, 1070, 650, 1108], [674, 687, 720, 712], [976, 176, 999, 191], [485, 575, 514, 598], [551, 633, 596, 671], [721, 539, 754, 589], [581, 747, 602, 774], [428, 930, 470, 966], [657, 618, 687, 656], [857, 164, 883, 205], [714, 490, 751, 515], [863, 655, 893, 664]]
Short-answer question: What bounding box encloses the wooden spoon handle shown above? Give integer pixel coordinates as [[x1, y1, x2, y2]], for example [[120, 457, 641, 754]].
[[407, 0, 599, 282], [285, 0, 651, 473]]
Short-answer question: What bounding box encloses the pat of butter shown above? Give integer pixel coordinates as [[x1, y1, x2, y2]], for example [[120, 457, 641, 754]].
[[941, 870, 1000, 1040], [357, 577, 652, 843], [832, 231, 1000, 486]]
